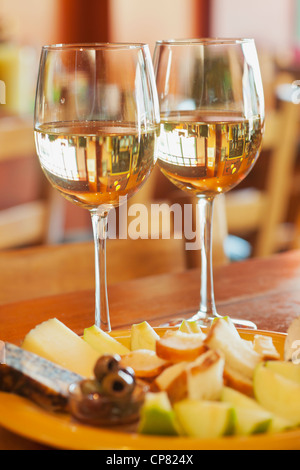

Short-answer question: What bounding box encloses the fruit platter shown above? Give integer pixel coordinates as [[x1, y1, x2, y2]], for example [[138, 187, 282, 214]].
[[0, 316, 300, 450]]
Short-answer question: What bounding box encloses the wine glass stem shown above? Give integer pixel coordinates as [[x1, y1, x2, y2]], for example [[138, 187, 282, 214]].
[[91, 210, 111, 332], [198, 196, 218, 319]]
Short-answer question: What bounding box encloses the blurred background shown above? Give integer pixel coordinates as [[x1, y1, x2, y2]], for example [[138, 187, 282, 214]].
[[0, 0, 300, 282]]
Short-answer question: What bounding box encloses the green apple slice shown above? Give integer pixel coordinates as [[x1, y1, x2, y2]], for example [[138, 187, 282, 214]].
[[174, 399, 235, 438], [254, 363, 300, 426], [221, 386, 292, 433], [233, 407, 272, 435], [138, 391, 181, 436], [83, 325, 130, 356], [221, 387, 272, 434], [130, 321, 159, 351], [179, 320, 204, 335], [265, 361, 300, 385]]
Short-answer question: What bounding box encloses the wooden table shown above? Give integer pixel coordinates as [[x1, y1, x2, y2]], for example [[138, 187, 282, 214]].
[[1, 243, 300, 449]]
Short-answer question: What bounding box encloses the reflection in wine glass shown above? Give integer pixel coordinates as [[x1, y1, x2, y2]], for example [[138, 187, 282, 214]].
[[34, 43, 160, 332], [153, 38, 265, 328]]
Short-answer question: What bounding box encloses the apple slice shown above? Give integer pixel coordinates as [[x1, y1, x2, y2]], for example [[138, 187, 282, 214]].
[[154, 362, 188, 403], [205, 317, 261, 380], [156, 330, 207, 362], [179, 320, 205, 336], [83, 325, 130, 356], [252, 335, 280, 360], [120, 349, 169, 379], [265, 360, 300, 385], [130, 321, 160, 352], [254, 363, 300, 426], [155, 350, 224, 403], [187, 350, 225, 401], [211, 316, 241, 337], [174, 399, 235, 439], [138, 391, 182, 436], [223, 365, 254, 397], [221, 386, 292, 434], [284, 316, 300, 362], [233, 407, 272, 435]]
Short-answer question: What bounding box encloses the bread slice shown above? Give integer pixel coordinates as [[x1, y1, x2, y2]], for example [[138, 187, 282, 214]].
[[156, 330, 207, 362]]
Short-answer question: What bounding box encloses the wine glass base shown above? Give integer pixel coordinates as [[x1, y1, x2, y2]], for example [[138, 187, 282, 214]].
[[159, 311, 257, 330]]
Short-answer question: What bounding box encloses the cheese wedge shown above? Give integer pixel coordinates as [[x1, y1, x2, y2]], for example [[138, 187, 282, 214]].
[[22, 318, 100, 377]]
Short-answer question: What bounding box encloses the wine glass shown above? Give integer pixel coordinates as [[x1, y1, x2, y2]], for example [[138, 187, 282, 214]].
[[34, 43, 160, 332], [153, 38, 264, 329]]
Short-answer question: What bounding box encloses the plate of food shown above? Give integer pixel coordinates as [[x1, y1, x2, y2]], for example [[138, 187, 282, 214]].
[[0, 316, 299, 450]]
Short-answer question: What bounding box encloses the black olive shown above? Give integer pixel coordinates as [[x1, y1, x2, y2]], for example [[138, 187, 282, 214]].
[[118, 366, 136, 380], [93, 354, 121, 382], [101, 369, 135, 398]]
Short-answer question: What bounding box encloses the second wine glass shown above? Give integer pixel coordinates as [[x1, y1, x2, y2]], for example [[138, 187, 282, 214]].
[[34, 43, 160, 332], [153, 38, 265, 328]]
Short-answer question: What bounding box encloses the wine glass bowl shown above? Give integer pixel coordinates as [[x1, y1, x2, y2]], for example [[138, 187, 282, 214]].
[[153, 38, 264, 328], [34, 43, 160, 331]]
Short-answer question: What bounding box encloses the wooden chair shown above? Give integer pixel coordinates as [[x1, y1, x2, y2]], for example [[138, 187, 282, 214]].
[[224, 96, 299, 257], [0, 115, 64, 249]]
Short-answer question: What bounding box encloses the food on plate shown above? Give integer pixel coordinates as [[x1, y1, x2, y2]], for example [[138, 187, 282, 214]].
[[252, 335, 281, 360], [155, 350, 224, 404], [83, 325, 130, 356], [93, 354, 123, 382], [264, 360, 300, 384], [229, 407, 271, 436], [173, 399, 235, 439], [69, 354, 148, 426], [0, 341, 83, 411], [138, 391, 181, 435], [204, 317, 261, 396], [156, 330, 207, 362], [284, 316, 300, 362], [179, 320, 204, 335], [186, 350, 224, 401], [22, 318, 100, 377], [154, 361, 189, 403], [2, 315, 300, 440], [254, 363, 300, 426], [221, 386, 292, 434], [119, 349, 169, 379], [130, 321, 160, 351]]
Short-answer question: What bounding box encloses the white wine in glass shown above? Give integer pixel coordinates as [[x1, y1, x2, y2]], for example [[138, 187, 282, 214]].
[[34, 43, 160, 332], [153, 39, 265, 328]]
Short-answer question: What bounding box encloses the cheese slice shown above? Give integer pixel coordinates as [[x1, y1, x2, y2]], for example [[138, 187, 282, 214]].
[[0, 341, 83, 411], [22, 318, 100, 377]]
